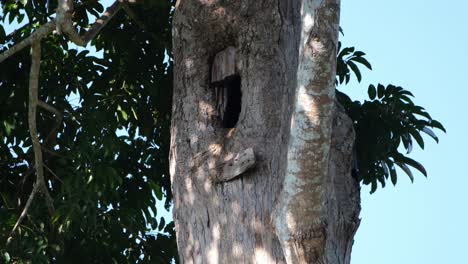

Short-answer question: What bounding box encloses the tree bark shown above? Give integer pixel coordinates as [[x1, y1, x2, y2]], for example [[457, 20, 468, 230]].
[[170, 0, 360, 263]]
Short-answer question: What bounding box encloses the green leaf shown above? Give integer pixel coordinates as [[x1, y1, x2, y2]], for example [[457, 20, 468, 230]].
[[368, 85, 376, 100], [400, 95, 414, 105], [350, 56, 372, 70], [430, 119, 446, 133], [117, 105, 128, 121], [401, 134, 412, 153], [131, 107, 138, 120], [0, 26, 5, 40], [386, 159, 398, 185], [399, 89, 414, 97], [17, 13, 25, 23], [370, 180, 377, 193], [354, 51, 365, 57], [340, 47, 355, 56], [4, 252, 11, 262], [412, 106, 432, 120], [394, 153, 427, 177], [3, 121, 14, 135], [377, 84, 385, 98], [158, 217, 166, 231], [377, 173, 386, 188], [409, 129, 425, 149], [422, 127, 439, 143], [396, 162, 414, 182], [154, 187, 163, 200], [401, 156, 427, 177], [339, 74, 345, 84], [381, 160, 389, 178], [347, 61, 362, 82], [19, 0, 28, 6]]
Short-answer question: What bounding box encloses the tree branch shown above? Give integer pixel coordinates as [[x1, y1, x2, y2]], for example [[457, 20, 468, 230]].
[[7, 181, 40, 244], [0, 0, 137, 62], [81, 1, 123, 44], [58, 0, 148, 47], [0, 21, 55, 63], [44, 163, 64, 184], [8, 41, 53, 243], [28, 42, 44, 195], [16, 101, 62, 208]]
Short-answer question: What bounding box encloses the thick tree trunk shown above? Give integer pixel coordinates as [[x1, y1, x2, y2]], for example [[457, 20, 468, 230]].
[[169, 0, 360, 263]]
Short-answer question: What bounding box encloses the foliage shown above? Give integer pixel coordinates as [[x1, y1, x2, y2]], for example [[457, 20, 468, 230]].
[[0, 0, 177, 263], [336, 42, 372, 85], [0, 0, 445, 263], [336, 42, 445, 193]]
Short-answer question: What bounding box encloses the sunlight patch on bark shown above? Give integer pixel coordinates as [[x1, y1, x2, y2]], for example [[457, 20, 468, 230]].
[[203, 179, 213, 193], [208, 224, 220, 264], [253, 247, 274, 263], [297, 87, 321, 128], [184, 177, 195, 204], [198, 0, 216, 5], [232, 242, 242, 258]]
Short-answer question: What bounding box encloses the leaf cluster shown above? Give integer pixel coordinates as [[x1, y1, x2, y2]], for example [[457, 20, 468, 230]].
[[336, 43, 445, 193], [1, 1, 177, 262], [336, 42, 372, 84]]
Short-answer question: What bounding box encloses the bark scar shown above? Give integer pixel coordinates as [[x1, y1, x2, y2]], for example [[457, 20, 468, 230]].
[[189, 147, 256, 183], [213, 148, 256, 183]]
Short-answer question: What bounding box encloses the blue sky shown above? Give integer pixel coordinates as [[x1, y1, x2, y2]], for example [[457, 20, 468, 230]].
[[340, 1, 468, 263], [2, 0, 466, 263]]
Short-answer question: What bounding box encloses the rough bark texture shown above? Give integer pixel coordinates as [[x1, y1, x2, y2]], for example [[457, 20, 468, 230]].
[[170, 0, 360, 263]]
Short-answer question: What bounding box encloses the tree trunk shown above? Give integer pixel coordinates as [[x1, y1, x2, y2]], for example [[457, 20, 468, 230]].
[[169, 0, 360, 263]]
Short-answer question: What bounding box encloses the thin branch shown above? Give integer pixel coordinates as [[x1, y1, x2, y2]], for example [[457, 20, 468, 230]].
[[37, 100, 60, 115], [58, 0, 142, 46], [57, 0, 123, 46], [44, 163, 64, 184], [81, 1, 123, 44], [27, 42, 46, 198], [0, 0, 126, 63], [55, 0, 74, 35], [0, 0, 141, 62], [41, 184, 55, 216], [0, 21, 55, 63], [8, 41, 47, 243], [28, 44, 56, 217], [16, 101, 62, 208], [7, 182, 40, 244], [41, 146, 66, 159]]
